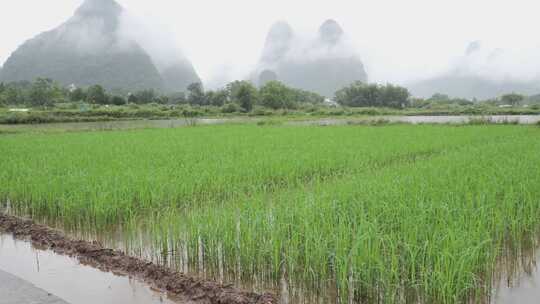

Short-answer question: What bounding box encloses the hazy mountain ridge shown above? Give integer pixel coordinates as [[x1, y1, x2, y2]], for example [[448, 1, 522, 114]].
[[253, 20, 368, 97], [0, 0, 199, 92], [409, 41, 540, 99], [410, 74, 540, 100]]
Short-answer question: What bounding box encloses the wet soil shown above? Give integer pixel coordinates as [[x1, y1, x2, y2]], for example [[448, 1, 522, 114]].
[[0, 213, 276, 304]]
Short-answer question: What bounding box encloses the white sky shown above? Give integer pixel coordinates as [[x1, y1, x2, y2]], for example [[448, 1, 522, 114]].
[[1, 0, 539, 86]]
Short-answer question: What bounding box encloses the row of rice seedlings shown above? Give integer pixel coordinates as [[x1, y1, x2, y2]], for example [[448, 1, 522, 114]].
[[0, 124, 515, 228], [1, 125, 539, 303], [144, 127, 540, 303]]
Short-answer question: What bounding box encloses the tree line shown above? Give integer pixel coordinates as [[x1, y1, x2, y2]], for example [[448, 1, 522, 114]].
[[1, 77, 531, 111], [0, 78, 328, 111]]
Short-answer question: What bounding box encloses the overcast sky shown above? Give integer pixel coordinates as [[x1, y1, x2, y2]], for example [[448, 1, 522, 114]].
[[1, 0, 539, 86]]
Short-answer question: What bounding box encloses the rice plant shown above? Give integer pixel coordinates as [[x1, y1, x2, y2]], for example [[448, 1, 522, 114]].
[[1, 124, 539, 303]]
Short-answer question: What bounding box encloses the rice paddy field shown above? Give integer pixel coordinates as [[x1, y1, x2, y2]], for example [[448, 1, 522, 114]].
[[1, 124, 540, 303]]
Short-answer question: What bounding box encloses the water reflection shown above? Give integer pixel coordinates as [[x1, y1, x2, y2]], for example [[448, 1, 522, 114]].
[[0, 115, 539, 133], [4, 205, 540, 304], [492, 249, 540, 304], [0, 234, 183, 304]]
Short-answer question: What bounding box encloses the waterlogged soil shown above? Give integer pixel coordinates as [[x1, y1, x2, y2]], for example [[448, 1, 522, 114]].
[[295, 115, 540, 126], [491, 251, 540, 304], [2, 212, 540, 304], [1, 115, 539, 133], [0, 213, 276, 304], [0, 234, 179, 304]]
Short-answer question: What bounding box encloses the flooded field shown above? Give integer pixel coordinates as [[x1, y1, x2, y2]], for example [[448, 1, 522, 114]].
[[0, 233, 180, 304], [2, 124, 540, 303], [2, 225, 540, 304], [0, 117, 244, 132], [492, 248, 540, 304], [0, 115, 539, 133]]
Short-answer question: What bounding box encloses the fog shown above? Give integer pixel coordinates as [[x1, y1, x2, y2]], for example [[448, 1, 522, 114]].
[[257, 21, 360, 66], [1, 0, 539, 88], [446, 41, 540, 83], [117, 10, 192, 73]]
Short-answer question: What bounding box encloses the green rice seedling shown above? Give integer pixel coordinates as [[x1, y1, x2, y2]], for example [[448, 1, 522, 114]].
[[1, 124, 539, 303], [168, 128, 540, 303]]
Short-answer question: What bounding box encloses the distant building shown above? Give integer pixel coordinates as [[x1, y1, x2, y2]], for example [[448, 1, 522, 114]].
[[68, 84, 78, 93], [324, 98, 339, 107]]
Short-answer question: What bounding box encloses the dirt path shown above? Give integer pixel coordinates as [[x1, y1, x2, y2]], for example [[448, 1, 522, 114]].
[[0, 213, 276, 304]]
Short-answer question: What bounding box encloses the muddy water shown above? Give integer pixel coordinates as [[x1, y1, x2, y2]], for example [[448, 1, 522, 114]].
[[296, 115, 540, 126], [492, 250, 540, 304], [0, 117, 247, 132], [2, 231, 540, 304], [0, 115, 539, 133], [0, 233, 184, 304]]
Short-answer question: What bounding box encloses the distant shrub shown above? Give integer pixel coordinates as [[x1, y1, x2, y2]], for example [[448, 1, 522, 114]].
[[499, 118, 520, 125], [467, 117, 493, 125], [0, 112, 113, 124], [110, 96, 127, 106], [346, 118, 393, 126], [354, 107, 385, 116], [221, 103, 241, 114], [256, 120, 283, 126], [327, 109, 346, 116], [181, 108, 203, 118], [250, 106, 274, 116]]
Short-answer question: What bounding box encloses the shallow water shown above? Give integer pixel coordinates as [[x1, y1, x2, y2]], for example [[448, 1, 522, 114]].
[[0, 117, 244, 132], [0, 115, 539, 133], [0, 233, 184, 304], [295, 115, 540, 126], [492, 250, 540, 304], [2, 229, 540, 304]]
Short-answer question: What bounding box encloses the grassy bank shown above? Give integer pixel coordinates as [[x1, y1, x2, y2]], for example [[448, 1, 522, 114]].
[[1, 103, 540, 125]]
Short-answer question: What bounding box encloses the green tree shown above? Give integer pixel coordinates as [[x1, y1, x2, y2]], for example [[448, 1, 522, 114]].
[[0, 83, 5, 105], [226, 81, 247, 99], [110, 95, 127, 105], [428, 93, 451, 103], [334, 81, 371, 107], [290, 88, 325, 105], [233, 82, 258, 112], [187, 82, 205, 105], [29, 78, 56, 107], [70, 87, 86, 102], [335, 82, 410, 108], [210, 89, 229, 107], [168, 92, 187, 104], [135, 89, 157, 104], [4, 86, 24, 104], [156, 95, 169, 105], [259, 81, 295, 109], [501, 93, 524, 106], [86, 85, 108, 104], [377, 84, 410, 108]]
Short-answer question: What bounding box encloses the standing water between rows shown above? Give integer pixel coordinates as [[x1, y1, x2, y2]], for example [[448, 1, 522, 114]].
[[0, 115, 539, 133], [1, 229, 540, 304], [0, 233, 185, 304]]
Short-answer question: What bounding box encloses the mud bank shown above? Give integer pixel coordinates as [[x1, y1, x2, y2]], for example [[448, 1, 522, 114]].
[[0, 213, 276, 304]]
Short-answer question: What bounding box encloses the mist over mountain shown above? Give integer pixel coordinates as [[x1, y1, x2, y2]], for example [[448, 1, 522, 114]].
[[253, 20, 368, 97], [0, 0, 199, 92], [409, 41, 540, 100]]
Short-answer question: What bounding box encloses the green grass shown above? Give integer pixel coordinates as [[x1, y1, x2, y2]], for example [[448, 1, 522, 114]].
[[1, 124, 540, 303]]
